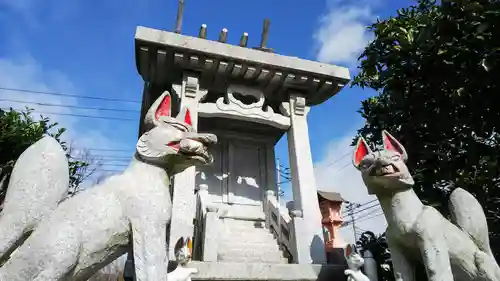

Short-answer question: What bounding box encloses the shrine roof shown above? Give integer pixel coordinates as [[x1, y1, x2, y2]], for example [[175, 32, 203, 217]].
[[318, 191, 345, 202], [134, 26, 351, 106]]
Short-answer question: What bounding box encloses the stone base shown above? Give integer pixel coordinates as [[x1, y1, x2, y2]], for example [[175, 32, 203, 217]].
[[326, 248, 347, 266], [188, 261, 347, 281]]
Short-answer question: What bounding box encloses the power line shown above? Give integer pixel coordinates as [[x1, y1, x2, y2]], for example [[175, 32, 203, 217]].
[[79, 153, 132, 158], [0, 98, 140, 113], [280, 176, 291, 182], [98, 169, 125, 173], [330, 162, 351, 174], [341, 204, 383, 228], [277, 168, 290, 175], [279, 164, 290, 171], [351, 202, 381, 216], [355, 226, 370, 233], [345, 199, 377, 211], [1, 107, 136, 121], [325, 149, 354, 168], [97, 159, 130, 163], [356, 212, 384, 223], [356, 207, 382, 221], [101, 163, 129, 167], [72, 155, 133, 161], [360, 198, 378, 206], [0, 86, 141, 103], [87, 148, 132, 152]]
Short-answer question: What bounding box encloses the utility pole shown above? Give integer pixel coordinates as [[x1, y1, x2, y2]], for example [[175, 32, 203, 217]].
[[276, 158, 281, 202], [347, 202, 359, 242], [276, 158, 282, 237]]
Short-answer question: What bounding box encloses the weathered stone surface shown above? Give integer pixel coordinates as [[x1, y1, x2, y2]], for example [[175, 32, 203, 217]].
[[217, 218, 287, 264], [0, 91, 217, 281], [0, 136, 68, 263], [134, 26, 350, 106], [353, 130, 500, 281], [187, 261, 346, 281]]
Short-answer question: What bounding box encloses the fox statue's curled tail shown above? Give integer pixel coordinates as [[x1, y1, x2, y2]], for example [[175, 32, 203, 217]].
[[0, 136, 69, 263]]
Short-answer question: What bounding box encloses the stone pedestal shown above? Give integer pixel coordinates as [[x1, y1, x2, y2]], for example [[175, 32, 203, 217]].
[[187, 261, 346, 281], [363, 250, 378, 281], [287, 94, 326, 264]]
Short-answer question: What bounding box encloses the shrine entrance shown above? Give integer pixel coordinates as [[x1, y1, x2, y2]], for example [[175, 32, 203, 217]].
[[196, 133, 274, 218]]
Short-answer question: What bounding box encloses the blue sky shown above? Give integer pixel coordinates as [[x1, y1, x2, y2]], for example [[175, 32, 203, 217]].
[[0, 0, 414, 241]]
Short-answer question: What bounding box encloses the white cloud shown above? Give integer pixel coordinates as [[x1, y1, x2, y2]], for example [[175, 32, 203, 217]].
[[0, 55, 80, 133], [314, 130, 387, 245], [0, 54, 131, 183], [313, 0, 376, 66]]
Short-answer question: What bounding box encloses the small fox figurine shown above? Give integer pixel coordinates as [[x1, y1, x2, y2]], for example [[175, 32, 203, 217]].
[[344, 244, 370, 281], [168, 237, 197, 281]]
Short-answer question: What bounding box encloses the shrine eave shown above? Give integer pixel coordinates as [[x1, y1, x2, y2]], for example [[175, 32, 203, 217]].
[[134, 26, 351, 106]]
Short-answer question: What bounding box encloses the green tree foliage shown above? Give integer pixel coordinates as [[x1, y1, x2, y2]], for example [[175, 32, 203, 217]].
[[0, 108, 94, 205], [353, 0, 500, 260]]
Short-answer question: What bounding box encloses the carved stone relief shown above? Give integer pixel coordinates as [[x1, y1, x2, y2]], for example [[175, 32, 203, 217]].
[[197, 84, 291, 130], [281, 95, 310, 117], [183, 75, 199, 99]]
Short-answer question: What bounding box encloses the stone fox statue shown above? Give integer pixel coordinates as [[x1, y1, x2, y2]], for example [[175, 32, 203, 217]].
[[0, 136, 69, 265], [353, 130, 500, 281], [0, 91, 217, 281]]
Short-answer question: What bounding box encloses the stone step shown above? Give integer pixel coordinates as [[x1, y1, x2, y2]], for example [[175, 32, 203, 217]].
[[218, 248, 288, 264], [219, 231, 277, 244], [222, 218, 266, 227], [221, 219, 266, 230], [218, 241, 281, 253], [222, 227, 273, 237], [222, 224, 269, 232], [187, 261, 346, 281]]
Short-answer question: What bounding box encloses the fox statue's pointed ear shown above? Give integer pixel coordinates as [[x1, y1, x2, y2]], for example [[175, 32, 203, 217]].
[[346, 244, 352, 257], [382, 130, 407, 160], [144, 91, 173, 127], [353, 137, 371, 169], [186, 237, 193, 255], [174, 236, 184, 253], [346, 244, 358, 257], [154, 93, 172, 120]]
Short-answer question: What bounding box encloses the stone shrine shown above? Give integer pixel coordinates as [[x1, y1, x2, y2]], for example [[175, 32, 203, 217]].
[[128, 10, 350, 281]]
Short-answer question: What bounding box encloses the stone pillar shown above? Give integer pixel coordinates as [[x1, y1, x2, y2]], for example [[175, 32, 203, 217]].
[[168, 73, 206, 260], [363, 250, 379, 281], [287, 93, 326, 264]]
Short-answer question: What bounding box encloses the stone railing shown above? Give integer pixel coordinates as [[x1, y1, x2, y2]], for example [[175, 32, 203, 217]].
[[263, 190, 295, 262], [193, 184, 226, 262]]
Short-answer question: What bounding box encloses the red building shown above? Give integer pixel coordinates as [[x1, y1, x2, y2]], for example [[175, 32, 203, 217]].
[[317, 191, 347, 264]]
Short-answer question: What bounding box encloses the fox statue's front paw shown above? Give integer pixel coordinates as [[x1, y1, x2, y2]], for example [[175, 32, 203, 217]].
[[344, 269, 353, 276], [187, 268, 198, 275]]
